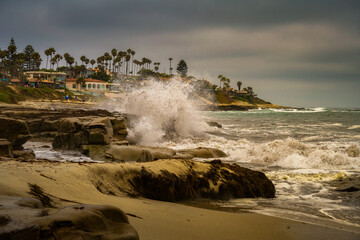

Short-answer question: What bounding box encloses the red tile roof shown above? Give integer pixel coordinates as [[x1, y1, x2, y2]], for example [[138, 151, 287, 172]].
[[66, 78, 106, 83]]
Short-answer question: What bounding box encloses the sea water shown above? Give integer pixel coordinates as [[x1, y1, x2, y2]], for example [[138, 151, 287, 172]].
[[163, 108, 360, 231]]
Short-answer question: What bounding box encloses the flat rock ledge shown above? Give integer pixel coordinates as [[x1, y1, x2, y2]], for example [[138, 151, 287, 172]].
[[0, 195, 139, 240]]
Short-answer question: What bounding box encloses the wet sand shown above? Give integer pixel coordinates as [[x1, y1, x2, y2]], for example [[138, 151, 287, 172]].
[[0, 160, 359, 240]]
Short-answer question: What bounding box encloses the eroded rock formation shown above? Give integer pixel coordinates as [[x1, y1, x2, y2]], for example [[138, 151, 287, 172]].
[[0, 195, 139, 240]]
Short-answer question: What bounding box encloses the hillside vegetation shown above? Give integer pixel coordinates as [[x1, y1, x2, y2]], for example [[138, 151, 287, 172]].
[[0, 84, 69, 104]]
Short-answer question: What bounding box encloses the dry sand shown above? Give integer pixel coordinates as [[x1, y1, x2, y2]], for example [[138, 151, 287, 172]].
[[0, 160, 359, 240]]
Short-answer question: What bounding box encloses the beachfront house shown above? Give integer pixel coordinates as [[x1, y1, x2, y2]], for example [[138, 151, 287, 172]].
[[24, 71, 67, 88], [65, 78, 107, 96]]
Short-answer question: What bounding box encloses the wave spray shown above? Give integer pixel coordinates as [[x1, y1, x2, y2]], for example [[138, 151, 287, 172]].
[[114, 79, 209, 145]]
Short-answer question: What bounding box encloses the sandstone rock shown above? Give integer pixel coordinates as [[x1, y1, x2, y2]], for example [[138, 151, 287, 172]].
[[88, 128, 111, 145], [2, 110, 43, 119], [88, 159, 275, 201], [40, 120, 59, 132], [0, 215, 40, 240], [12, 149, 35, 159], [138, 146, 176, 159], [26, 119, 43, 133], [0, 139, 13, 158], [83, 144, 111, 161], [106, 145, 154, 162], [57, 117, 84, 133], [176, 147, 228, 159], [0, 195, 139, 240], [53, 117, 114, 150], [110, 117, 128, 140], [36, 204, 139, 240], [0, 117, 32, 149], [0, 195, 48, 221], [53, 133, 81, 150]]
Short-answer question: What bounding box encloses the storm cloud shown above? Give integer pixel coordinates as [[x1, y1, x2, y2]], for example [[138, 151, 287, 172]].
[[1, 0, 359, 107]]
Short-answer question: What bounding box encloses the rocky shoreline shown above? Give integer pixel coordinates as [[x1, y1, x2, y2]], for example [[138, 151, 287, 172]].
[[0, 102, 277, 239]]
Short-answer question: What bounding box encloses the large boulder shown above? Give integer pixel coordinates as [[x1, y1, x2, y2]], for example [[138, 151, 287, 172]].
[[53, 117, 114, 150], [89, 159, 275, 201], [0, 117, 32, 149], [131, 160, 275, 201]]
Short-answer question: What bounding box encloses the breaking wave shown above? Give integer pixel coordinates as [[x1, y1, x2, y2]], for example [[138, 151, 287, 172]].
[[270, 107, 326, 113], [110, 79, 210, 145]]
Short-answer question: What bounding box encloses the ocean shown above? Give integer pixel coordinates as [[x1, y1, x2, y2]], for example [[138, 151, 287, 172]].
[[162, 107, 360, 231]]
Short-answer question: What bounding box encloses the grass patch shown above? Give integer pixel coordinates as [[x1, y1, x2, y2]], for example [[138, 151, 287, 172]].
[[215, 90, 233, 104], [0, 83, 25, 103]]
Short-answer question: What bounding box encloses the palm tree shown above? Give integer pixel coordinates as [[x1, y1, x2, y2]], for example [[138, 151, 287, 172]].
[[217, 75, 223, 88], [65, 55, 74, 68], [63, 53, 70, 67], [130, 50, 135, 75], [67, 56, 75, 77], [154, 62, 160, 72], [111, 48, 117, 73], [44, 49, 52, 69], [133, 59, 141, 75], [125, 54, 131, 75], [50, 57, 56, 71], [117, 51, 126, 73], [76, 76, 85, 91], [237, 81, 242, 91], [90, 59, 96, 69], [48, 47, 56, 69], [103, 52, 111, 71], [80, 55, 87, 66], [169, 57, 173, 75], [84, 58, 89, 69], [53, 54, 62, 71]]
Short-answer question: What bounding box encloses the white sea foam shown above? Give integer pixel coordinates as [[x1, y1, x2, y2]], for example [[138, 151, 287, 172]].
[[108, 79, 210, 145], [270, 107, 326, 113], [349, 125, 360, 130], [162, 137, 360, 170]]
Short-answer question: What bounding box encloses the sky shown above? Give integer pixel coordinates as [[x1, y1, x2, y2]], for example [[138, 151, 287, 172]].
[[0, 0, 359, 107]]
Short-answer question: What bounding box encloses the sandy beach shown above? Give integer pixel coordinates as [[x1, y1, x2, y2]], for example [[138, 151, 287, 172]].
[[1, 159, 359, 240]]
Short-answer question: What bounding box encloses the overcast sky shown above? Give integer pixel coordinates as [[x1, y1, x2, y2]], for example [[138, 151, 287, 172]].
[[1, 0, 359, 107]]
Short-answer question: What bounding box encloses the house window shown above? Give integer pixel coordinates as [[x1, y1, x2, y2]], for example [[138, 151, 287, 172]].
[[97, 84, 100, 89], [93, 84, 96, 89], [72, 84, 76, 89], [88, 84, 91, 89], [101, 84, 104, 89], [82, 84, 86, 89]]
